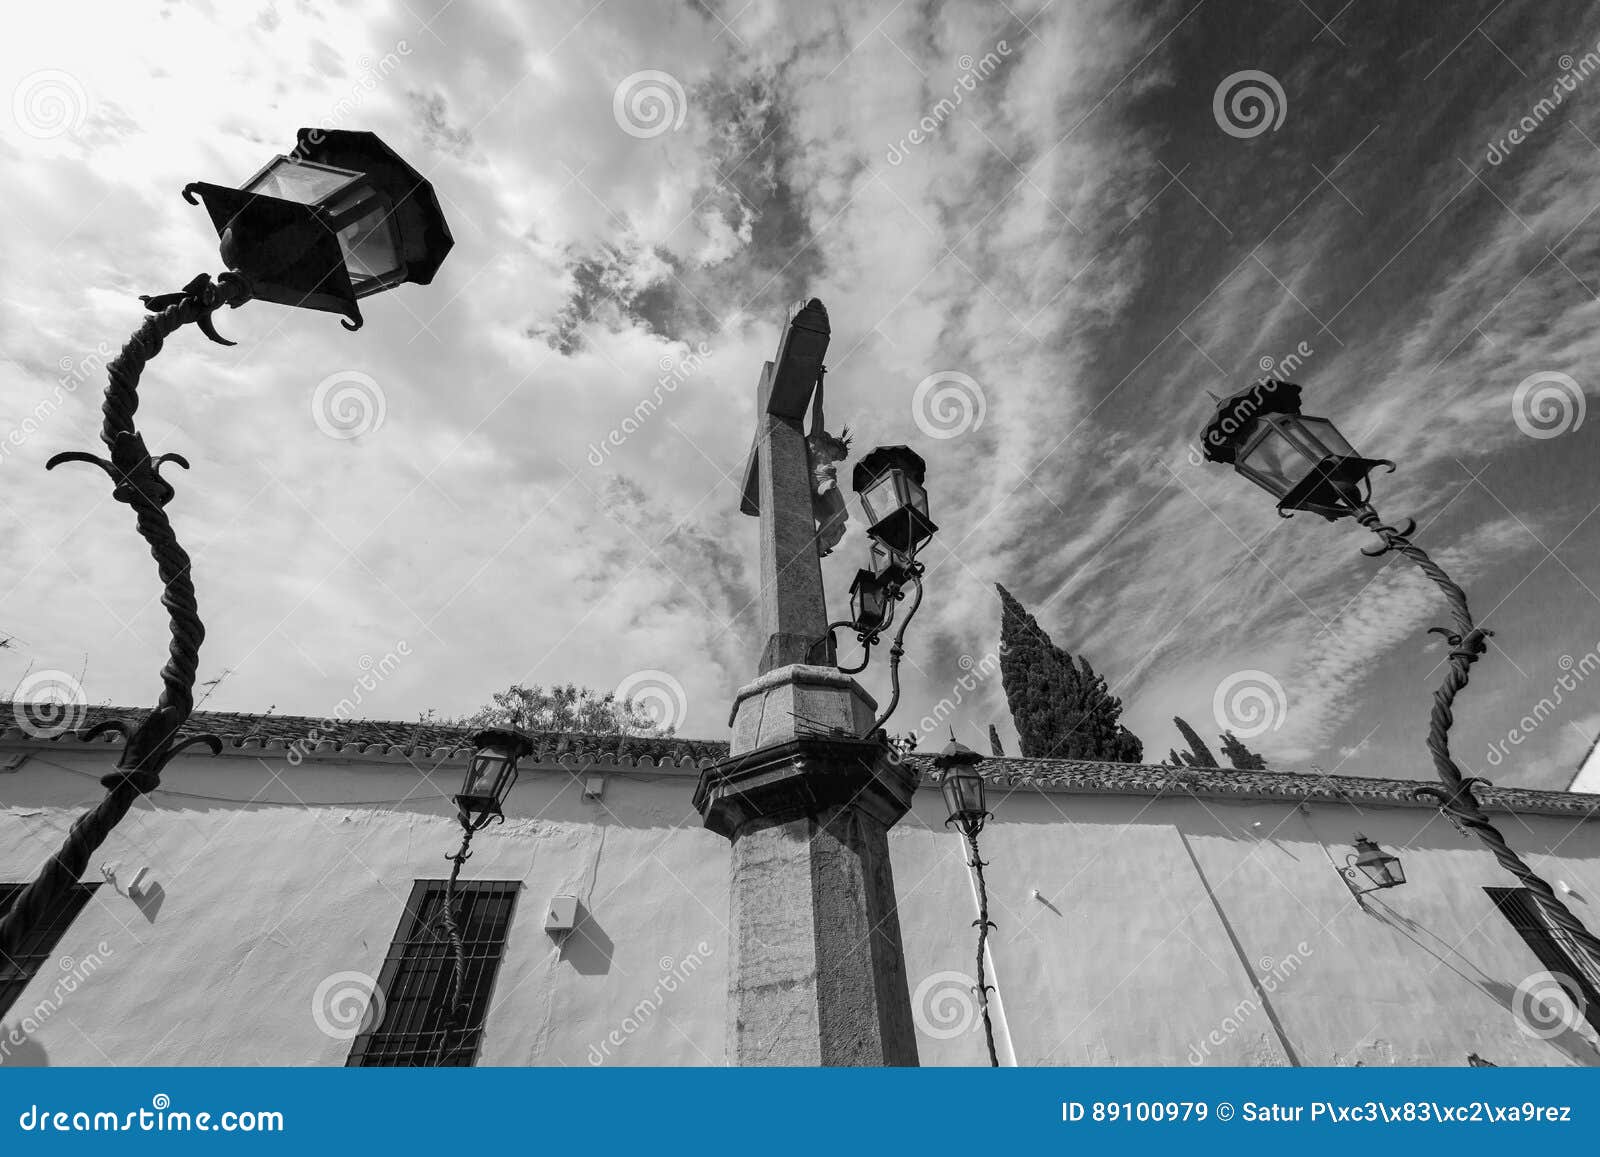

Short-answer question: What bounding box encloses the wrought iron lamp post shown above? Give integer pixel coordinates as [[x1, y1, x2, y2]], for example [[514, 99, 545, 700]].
[[1200, 379, 1600, 965], [1340, 833, 1407, 897], [821, 445, 939, 735], [935, 734, 1000, 1066], [430, 728, 531, 1065], [0, 128, 454, 959]]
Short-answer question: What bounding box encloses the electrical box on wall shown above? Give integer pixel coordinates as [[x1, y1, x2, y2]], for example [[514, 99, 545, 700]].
[[544, 895, 579, 934]]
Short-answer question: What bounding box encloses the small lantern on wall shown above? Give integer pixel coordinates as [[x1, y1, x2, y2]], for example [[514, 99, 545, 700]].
[[1199, 380, 1393, 521], [184, 128, 455, 330], [1342, 833, 1406, 895], [852, 445, 938, 556], [457, 728, 534, 831], [935, 734, 990, 839]]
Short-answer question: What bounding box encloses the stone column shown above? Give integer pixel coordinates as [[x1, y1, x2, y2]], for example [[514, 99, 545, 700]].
[[695, 667, 920, 1065]]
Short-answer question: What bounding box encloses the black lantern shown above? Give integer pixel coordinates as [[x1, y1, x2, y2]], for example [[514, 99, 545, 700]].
[[457, 728, 533, 830], [853, 445, 938, 556], [849, 567, 891, 632], [184, 128, 454, 330], [1200, 380, 1392, 521], [869, 539, 914, 588], [1344, 833, 1406, 894], [935, 735, 989, 838]]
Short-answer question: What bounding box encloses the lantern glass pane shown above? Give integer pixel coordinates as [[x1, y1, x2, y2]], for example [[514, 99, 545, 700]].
[[861, 474, 898, 523], [955, 767, 985, 815], [1289, 415, 1357, 460], [245, 157, 359, 205], [328, 193, 403, 285], [903, 476, 930, 517], [463, 751, 509, 799], [1239, 418, 1315, 493]]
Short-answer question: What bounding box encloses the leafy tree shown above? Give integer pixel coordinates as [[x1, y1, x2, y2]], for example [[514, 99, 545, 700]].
[[461, 682, 669, 736], [1172, 716, 1219, 768], [1218, 730, 1269, 770], [996, 584, 1143, 762]]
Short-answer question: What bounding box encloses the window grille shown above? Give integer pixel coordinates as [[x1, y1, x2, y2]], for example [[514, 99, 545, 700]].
[[1486, 886, 1600, 1035], [347, 879, 519, 1066]]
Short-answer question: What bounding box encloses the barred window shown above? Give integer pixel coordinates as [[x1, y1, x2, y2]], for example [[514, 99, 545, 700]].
[[347, 879, 519, 1067], [1487, 886, 1600, 1035], [0, 883, 100, 1016]]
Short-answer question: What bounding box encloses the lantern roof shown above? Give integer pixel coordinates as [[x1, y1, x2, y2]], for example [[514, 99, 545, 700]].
[[852, 444, 927, 492], [470, 726, 534, 757], [932, 734, 984, 770], [290, 127, 455, 287], [1199, 379, 1303, 465]]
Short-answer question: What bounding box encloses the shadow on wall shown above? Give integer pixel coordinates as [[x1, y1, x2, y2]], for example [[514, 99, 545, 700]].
[[1367, 902, 1600, 1068], [0, 1031, 49, 1066], [559, 902, 614, 976]]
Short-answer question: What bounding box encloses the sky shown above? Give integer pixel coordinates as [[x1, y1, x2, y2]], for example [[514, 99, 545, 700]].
[[1, 0, 1598, 790]]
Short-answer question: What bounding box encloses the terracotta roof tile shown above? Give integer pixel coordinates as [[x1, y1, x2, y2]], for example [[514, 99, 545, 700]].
[[3, 703, 1595, 817]]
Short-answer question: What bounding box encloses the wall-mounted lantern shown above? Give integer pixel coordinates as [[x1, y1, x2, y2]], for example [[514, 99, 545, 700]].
[[1341, 833, 1406, 896], [457, 728, 533, 832]]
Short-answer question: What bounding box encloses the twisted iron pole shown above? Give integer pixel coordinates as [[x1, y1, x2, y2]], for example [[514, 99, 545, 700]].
[[1354, 501, 1600, 967], [964, 829, 1000, 1067], [431, 825, 476, 1066], [0, 273, 248, 959]]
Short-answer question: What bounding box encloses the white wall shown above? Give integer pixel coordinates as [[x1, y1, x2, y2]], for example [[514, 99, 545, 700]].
[[4, 741, 1600, 1067]]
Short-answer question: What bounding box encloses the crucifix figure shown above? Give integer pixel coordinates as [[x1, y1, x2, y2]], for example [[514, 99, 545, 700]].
[[738, 297, 841, 675]]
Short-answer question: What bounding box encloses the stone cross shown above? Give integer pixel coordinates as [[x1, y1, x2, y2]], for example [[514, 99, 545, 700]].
[[738, 298, 831, 675], [697, 299, 920, 1066]]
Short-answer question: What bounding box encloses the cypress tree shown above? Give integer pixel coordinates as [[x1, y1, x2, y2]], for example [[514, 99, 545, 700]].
[[997, 584, 1143, 762], [988, 724, 1005, 757], [1172, 716, 1219, 768], [1219, 730, 1269, 770]]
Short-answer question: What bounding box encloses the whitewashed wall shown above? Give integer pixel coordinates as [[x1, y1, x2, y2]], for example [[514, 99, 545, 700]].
[[3, 740, 1599, 1067]]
